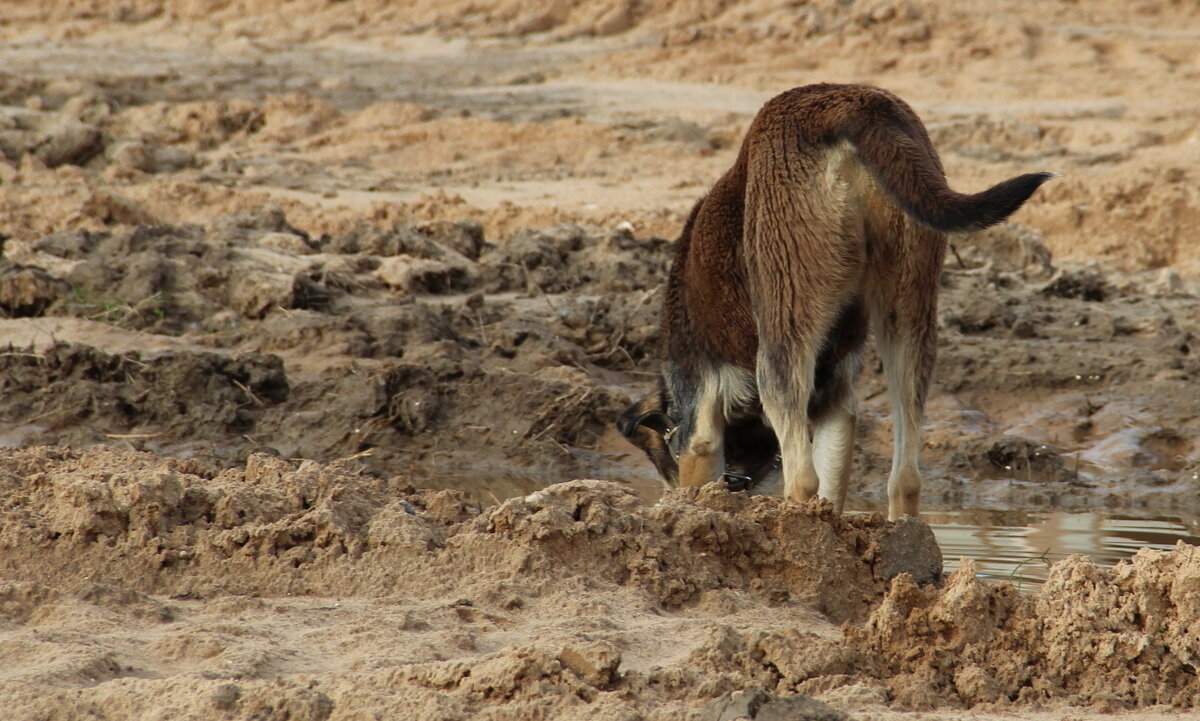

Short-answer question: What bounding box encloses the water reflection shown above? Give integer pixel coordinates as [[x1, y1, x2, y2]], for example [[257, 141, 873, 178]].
[[925, 510, 1200, 590]]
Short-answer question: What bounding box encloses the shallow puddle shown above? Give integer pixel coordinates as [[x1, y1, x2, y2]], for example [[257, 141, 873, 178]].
[[427, 429, 1200, 594], [925, 509, 1200, 590]]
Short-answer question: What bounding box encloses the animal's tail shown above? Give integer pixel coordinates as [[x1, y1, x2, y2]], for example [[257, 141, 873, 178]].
[[837, 86, 1054, 233]]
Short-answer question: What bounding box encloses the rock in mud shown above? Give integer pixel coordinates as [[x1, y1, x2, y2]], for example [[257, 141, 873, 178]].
[[374, 255, 475, 294], [77, 189, 158, 226], [106, 140, 196, 175], [1041, 267, 1111, 301], [874, 516, 942, 586], [106, 139, 154, 172], [700, 689, 771, 721], [558, 641, 621, 688], [33, 118, 103, 167], [951, 222, 1054, 279], [227, 266, 299, 318], [955, 435, 1077, 484]]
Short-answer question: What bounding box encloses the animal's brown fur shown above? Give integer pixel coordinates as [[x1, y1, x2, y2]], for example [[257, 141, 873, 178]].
[[619, 83, 1052, 519]]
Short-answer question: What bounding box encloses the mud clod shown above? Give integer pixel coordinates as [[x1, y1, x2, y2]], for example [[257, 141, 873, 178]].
[[848, 550, 1200, 709], [0, 263, 67, 317]]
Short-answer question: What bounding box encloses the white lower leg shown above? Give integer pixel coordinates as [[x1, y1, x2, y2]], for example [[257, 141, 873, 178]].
[[886, 410, 922, 519], [762, 399, 819, 503], [678, 377, 726, 488], [780, 424, 819, 502], [813, 403, 857, 513], [758, 349, 820, 504]]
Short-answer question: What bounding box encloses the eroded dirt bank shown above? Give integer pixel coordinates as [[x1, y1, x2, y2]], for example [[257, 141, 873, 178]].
[[1, 446, 1197, 720]]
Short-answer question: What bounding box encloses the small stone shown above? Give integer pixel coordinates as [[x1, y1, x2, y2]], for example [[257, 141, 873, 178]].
[[258, 231, 314, 255], [211, 683, 242, 711], [756, 694, 851, 721], [1145, 268, 1182, 297], [106, 140, 153, 172], [1011, 317, 1038, 339], [34, 119, 103, 167]]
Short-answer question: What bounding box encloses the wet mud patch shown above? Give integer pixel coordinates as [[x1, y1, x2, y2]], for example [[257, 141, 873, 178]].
[[873, 224, 1200, 517], [0, 343, 287, 451], [1, 211, 667, 494], [4, 211, 1200, 517]]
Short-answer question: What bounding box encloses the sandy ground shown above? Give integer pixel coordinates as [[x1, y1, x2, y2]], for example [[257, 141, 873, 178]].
[[1, 1, 1199, 719]]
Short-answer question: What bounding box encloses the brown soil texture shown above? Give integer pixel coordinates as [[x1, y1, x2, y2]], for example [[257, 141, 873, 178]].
[[851, 548, 1200, 710], [1, 1, 1199, 719], [1, 445, 1196, 720], [2, 214, 1196, 514]]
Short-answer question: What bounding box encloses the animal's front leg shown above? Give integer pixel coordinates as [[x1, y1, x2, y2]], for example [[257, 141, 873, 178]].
[[676, 376, 727, 488]]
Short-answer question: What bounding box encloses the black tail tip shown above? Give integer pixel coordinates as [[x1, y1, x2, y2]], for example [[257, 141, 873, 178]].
[[1011, 170, 1058, 193], [960, 170, 1056, 232], [1004, 169, 1058, 206]]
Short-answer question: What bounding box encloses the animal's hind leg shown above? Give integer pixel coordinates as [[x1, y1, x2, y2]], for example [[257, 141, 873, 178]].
[[757, 347, 821, 504], [811, 357, 861, 513], [867, 223, 944, 519], [875, 326, 929, 519], [676, 371, 727, 488]]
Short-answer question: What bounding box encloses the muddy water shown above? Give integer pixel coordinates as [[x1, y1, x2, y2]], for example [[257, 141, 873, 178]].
[[462, 426, 1200, 592], [927, 510, 1200, 589]]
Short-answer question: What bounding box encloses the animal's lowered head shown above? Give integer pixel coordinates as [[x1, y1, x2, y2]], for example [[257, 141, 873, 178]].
[[616, 384, 680, 485], [617, 385, 781, 492]]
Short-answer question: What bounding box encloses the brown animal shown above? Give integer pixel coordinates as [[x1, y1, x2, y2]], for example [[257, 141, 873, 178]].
[[618, 84, 1052, 519]]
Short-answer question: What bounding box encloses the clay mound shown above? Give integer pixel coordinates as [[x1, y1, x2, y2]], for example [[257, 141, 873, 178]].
[[4, 445, 1200, 717], [464, 480, 942, 622], [0, 445, 939, 621], [848, 550, 1200, 709]]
